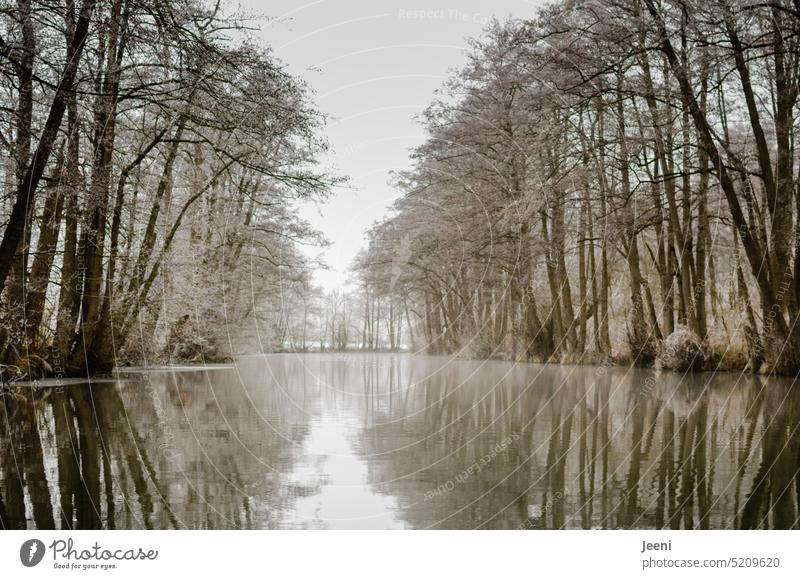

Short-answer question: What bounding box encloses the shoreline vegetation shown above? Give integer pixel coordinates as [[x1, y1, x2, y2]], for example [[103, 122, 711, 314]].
[[348, 2, 800, 379], [0, 347, 764, 387], [0, 2, 337, 383], [3, 1, 800, 382]]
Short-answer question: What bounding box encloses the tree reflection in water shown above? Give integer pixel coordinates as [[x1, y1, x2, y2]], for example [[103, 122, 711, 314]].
[[1, 355, 798, 529]]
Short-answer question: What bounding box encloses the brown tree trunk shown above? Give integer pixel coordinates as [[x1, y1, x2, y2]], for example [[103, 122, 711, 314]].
[[23, 171, 66, 345]]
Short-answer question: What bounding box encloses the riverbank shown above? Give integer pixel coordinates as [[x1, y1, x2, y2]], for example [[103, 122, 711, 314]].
[[0, 332, 770, 386]]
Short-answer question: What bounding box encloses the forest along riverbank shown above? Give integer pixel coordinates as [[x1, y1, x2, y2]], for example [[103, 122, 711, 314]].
[[1, 353, 797, 530], [348, 2, 800, 377], [3, 1, 800, 381], [0, 3, 336, 381]]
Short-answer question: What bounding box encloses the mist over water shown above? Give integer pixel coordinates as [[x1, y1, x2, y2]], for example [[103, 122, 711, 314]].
[[1, 354, 797, 530]]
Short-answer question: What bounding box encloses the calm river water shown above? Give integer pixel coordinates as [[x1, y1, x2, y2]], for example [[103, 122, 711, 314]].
[[1, 354, 798, 529]]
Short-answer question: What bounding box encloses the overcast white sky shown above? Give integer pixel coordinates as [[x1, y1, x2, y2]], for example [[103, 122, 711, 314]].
[[240, 0, 540, 290]]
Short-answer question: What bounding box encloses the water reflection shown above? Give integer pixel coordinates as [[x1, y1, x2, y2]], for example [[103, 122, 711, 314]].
[[1, 354, 798, 529]]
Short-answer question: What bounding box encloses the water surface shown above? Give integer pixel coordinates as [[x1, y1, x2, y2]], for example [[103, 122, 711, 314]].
[[1, 354, 798, 529]]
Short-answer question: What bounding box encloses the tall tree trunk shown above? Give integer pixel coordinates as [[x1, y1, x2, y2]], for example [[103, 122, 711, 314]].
[[617, 74, 653, 364], [55, 91, 82, 361], [23, 165, 66, 345]]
